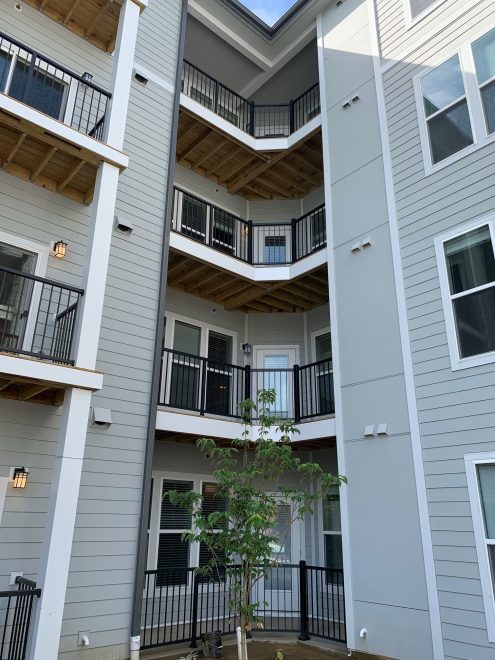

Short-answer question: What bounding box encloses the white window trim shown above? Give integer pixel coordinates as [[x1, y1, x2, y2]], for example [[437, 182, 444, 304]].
[[465, 452, 495, 643], [403, 0, 448, 30], [317, 489, 344, 595], [165, 312, 237, 361], [0, 231, 49, 276], [310, 326, 331, 363], [414, 28, 495, 176], [434, 214, 495, 371]]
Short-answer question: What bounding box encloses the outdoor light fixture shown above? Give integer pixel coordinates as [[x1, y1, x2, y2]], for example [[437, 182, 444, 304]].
[[12, 467, 29, 489], [53, 240, 67, 259], [242, 343, 252, 354]]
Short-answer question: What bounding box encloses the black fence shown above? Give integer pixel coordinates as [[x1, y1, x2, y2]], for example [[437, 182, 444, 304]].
[[172, 188, 326, 265], [141, 562, 345, 650], [0, 31, 111, 140], [182, 60, 320, 137], [159, 350, 334, 422], [0, 577, 41, 660], [0, 266, 83, 364]]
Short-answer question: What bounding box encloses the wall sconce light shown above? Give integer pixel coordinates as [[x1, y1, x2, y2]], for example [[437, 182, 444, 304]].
[[11, 467, 29, 489], [242, 343, 252, 354], [81, 72, 93, 82], [53, 240, 67, 259]]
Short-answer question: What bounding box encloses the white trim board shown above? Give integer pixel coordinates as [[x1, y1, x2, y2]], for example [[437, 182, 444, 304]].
[[0, 477, 8, 527], [0, 353, 103, 391], [367, 0, 445, 658]]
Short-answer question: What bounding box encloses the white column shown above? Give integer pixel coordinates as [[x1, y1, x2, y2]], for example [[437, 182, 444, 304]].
[[73, 161, 120, 370], [105, 0, 141, 151], [28, 388, 93, 660]]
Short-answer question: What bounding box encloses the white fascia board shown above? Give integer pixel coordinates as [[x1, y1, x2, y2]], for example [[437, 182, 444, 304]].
[[180, 94, 321, 152], [156, 409, 336, 441], [0, 354, 103, 391], [170, 232, 327, 281], [0, 94, 129, 170]]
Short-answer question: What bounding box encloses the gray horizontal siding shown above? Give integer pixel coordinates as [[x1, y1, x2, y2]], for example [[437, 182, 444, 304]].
[[382, 0, 495, 656]]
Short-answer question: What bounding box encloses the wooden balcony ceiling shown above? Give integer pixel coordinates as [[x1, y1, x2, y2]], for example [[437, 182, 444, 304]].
[[24, 0, 121, 52], [177, 109, 323, 201], [0, 111, 99, 203], [168, 249, 328, 313], [157, 430, 336, 450], [0, 369, 67, 406]]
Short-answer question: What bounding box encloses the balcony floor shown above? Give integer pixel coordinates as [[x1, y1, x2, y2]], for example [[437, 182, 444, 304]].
[[23, 0, 122, 52], [177, 109, 323, 201], [0, 106, 99, 203], [168, 247, 328, 313]]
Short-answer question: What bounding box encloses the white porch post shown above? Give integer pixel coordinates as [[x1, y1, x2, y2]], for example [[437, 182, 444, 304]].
[[28, 388, 93, 660], [27, 1, 142, 657]]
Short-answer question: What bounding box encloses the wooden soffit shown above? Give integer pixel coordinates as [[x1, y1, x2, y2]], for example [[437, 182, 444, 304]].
[[168, 248, 328, 314], [177, 108, 323, 201], [23, 0, 121, 52]]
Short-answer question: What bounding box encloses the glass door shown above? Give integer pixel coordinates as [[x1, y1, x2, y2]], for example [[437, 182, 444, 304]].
[[0, 242, 37, 353], [255, 348, 297, 418], [167, 321, 202, 411]]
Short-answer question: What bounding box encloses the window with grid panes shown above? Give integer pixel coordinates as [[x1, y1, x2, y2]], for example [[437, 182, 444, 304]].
[[323, 485, 343, 584], [157, 479, 193, 586], [472, 28, 495, 135]]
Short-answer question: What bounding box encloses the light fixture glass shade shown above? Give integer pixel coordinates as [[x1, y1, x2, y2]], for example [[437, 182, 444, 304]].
[[54, 241, 67, 258], [12, 468, 28, 489]]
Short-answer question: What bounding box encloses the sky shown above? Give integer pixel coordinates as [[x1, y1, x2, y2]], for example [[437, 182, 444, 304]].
[[238, 0, 298, 26]]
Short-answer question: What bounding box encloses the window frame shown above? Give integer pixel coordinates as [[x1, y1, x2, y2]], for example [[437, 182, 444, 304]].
[[403, 0, 448, 29], [470, 27, 495, 137], [465, 453, 495, 643], [435, 215, 495, 371], [318, 484, 344, 592], [414, 26, 495, 175]]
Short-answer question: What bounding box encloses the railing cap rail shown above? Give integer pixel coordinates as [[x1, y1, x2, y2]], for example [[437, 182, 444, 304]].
[[0, 265, 85, 295], [0, 30, 111, 98]]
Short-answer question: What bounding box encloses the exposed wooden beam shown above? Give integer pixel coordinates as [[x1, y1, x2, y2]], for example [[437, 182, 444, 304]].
[[21, 384, 51, 401], [83, 185, 94, 205], [58, 159, 85, 191], [189, 270, 222, 294], [39, 0, 50, 9], [268, 169, 308, 195], [198, 275, 235, 297], [280, 160, 321, 188], [261, 294, 296, 313], [85, 0, 111, 38], [228, 151, 287, 194], [212, 146, 244, 177], [270, 288, 314, 310], [63, 0, 82, 24], [31, 146, 57, 181], [169, 263, 209, 287], [214, 280, 253, 302], [255, 177, 293, 200], [178, 130, 212, 163], [222, 284, 266, 310], [193, 138, 226, 171], [287, 282, 327, 305], [219, 155, 258, 185], [2, 133, 26, 169], [291, 150, 322, 174], [0, 379, 14, 392]]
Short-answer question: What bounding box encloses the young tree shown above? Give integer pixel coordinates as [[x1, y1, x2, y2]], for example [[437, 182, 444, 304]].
[[166, 390, 345, 660]]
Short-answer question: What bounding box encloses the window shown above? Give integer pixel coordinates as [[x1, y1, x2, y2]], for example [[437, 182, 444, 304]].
[[465, 455, 495, 642], [157, 479, 193, 586], [180, 193, 208, 242], [437, 222, 495, 366], [206, 331, 234, 416], [472, 28, 495, 135], [323, 486, 343, 583], [264, 236, 287, 264], [409, 0, 440, 19], [169, 321, 202, 410], [315, 332, 334, 416], [416, 28, 495, 172], [418, 54, 473, 165]]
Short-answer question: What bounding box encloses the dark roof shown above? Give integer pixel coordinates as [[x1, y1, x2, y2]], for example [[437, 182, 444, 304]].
[[222, 0, 314, 37]]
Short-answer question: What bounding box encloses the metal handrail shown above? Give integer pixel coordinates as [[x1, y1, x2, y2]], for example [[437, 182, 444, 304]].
[[0, 265, 84, 294]]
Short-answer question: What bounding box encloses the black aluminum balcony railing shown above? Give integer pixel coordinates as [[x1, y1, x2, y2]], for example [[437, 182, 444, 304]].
[[182, 60, 320, 137], [0, 32, 111, 140], [0, 266, 83, 365], [172, 188, 326, 265], [0, 576, 41, 660], [159, 348, 334, 422], [141, 562, 345, 649]]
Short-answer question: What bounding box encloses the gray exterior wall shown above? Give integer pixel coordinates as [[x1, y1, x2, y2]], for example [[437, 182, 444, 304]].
[[320, 0, 435, 658], [378, 1, 495, 657], [0, 0, 184, 657]]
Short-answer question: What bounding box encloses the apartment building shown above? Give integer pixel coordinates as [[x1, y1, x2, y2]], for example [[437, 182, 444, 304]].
[[0, 0, 495, 659]]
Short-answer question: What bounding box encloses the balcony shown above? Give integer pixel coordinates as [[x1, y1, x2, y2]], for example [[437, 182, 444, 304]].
[[159, 348, 334, 423], [23, 0, 122, 53], [173, 187, 326, 265], [0, 32, 127, 203], [182, 60, 320, 138], [169, 187, 328, 313], [0, 266, 97, 405], [0, 577, 41, 660], [178, 62, 323, 201]]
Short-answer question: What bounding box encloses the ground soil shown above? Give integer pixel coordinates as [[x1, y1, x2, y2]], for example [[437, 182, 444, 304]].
[[220, 641, 343, 659]]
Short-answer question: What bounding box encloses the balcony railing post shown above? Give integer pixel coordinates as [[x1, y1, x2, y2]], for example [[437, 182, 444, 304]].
[[244, 364, 251, 403], [291, 218, 298, 263], [289, 99, 295, 134], [293, 364, 301, 423], [249, 101, 255, 135], [22, 50, 38, 105], [200, 358, 207, 416], [298, 560, 310, 641], [214, 79, 219, 114], [247, 220, 254, 264], [190, 572, 200, 648]]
